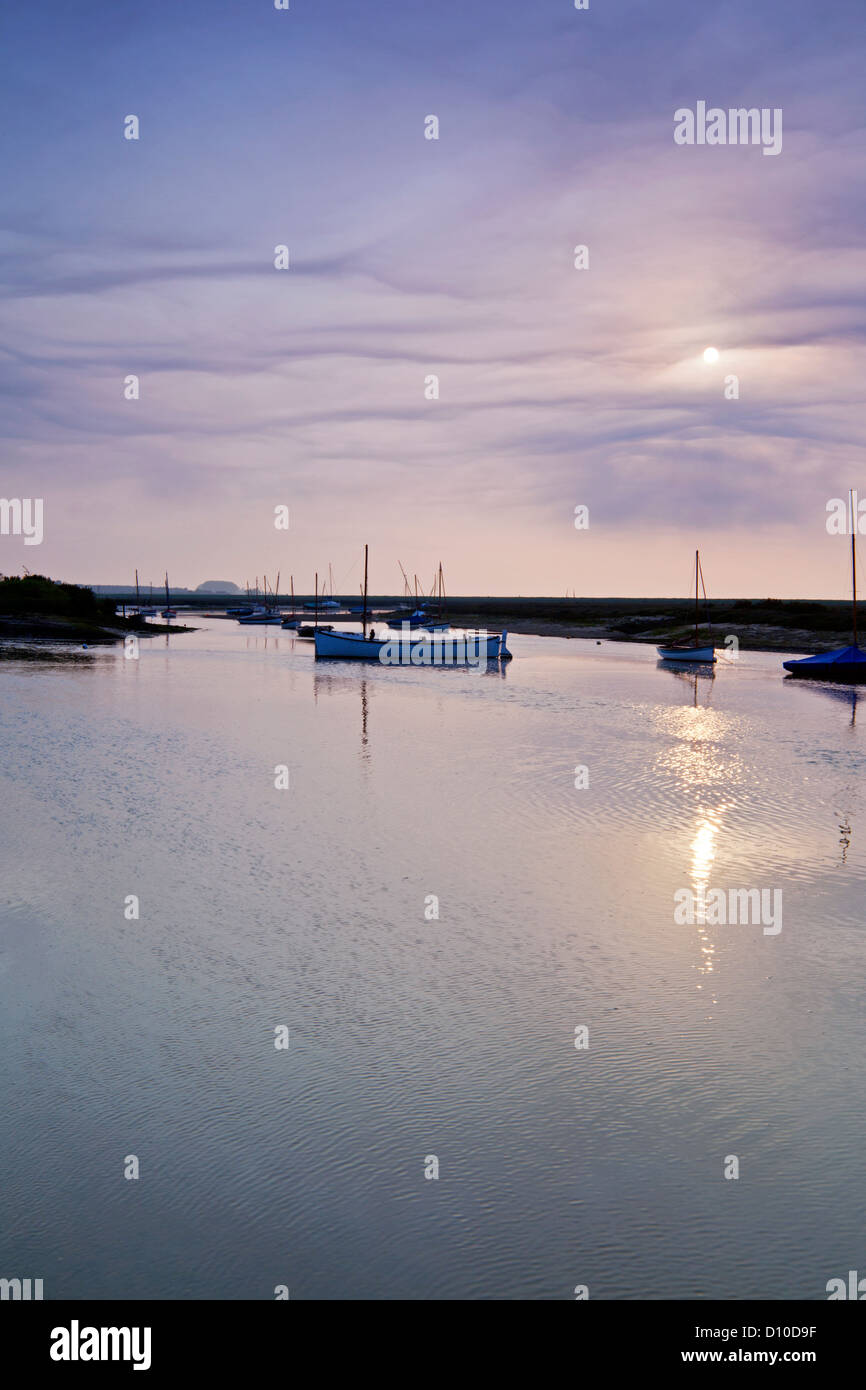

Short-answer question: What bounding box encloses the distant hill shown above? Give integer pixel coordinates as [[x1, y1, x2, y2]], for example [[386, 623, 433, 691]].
[[195, 580, 241, 594]]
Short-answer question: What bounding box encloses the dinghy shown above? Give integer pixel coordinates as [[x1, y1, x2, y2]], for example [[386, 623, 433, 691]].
[[657, 550, 716, 662], [783, 645, 866, 682], [314, 626, 508, 662], [312, 545, 509, 662], [656, 641, 716, 662], [784, 493, 866, 682], [161, 572, 178, 618]]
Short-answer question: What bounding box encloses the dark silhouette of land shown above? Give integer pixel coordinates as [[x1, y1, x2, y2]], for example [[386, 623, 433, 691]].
[[8, 579, 858, 654], [0, 575, 194, 641]]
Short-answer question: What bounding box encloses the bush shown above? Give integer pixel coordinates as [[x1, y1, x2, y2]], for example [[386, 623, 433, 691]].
[[0, 574, 116, 622]]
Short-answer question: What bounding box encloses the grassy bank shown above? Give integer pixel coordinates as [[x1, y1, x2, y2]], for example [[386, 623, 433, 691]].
[[428, 597, 860, 654], [0, 575, 195, 641]]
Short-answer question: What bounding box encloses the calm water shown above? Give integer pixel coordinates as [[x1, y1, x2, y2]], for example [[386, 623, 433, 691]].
[[1, 622, 864, 1300]]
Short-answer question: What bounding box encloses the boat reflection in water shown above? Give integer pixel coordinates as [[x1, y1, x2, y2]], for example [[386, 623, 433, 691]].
[[657, 658, 716, 707], [312, 670, 372, 764]]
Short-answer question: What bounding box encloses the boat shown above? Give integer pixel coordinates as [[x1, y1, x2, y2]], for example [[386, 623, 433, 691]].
[[281, 575, 300, 628], [130, 568, 158, 616], [237, 573, 283, 623], [161, 572, 177, 619], [227, 585, 254, 616], [314, 626, 508, 662], [137, 578, 157, 617], [418, 562, 451, 631], [783, 645, 866, 682], [784, 491, 866, 683], [656, 550, 716, 662], [134, 576, 157, 616], [314, 546, 509, 662], [237, 609, 281, 624], [296, 571, 336, 630]]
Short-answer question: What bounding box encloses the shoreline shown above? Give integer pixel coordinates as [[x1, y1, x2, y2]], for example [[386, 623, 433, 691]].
[[0, 614, 197, 642], [0, 604, 853, 657]]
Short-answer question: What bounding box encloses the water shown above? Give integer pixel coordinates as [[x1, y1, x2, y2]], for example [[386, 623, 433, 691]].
[[1, 623, 864, 1300]]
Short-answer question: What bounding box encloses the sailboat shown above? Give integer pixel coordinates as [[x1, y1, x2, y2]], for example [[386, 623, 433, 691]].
[[161, 572, 177, 619], [281, 575, 299, 629], [318, 569, 341, 612], [414, 562, 450, 631], [133, 569, 157, 616], [314, 547, 509, 661], [783, 490, 866, 682], [656, 550, 716, 663], [296, 573, 334, 637], [237, 573, 282, 623], [227, 582, 254, 617]]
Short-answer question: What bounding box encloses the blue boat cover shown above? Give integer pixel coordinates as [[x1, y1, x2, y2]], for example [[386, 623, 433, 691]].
[[786, 644, 866, 667]]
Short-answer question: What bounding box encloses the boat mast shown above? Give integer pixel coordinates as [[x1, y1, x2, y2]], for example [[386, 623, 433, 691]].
[[694, 549, 699, 644], [135, 568, 140, 605], [362, 544, 368, 639], [851, 488, 859, 646], [314, 571, 318, 629], [290, 574, 295, 619]]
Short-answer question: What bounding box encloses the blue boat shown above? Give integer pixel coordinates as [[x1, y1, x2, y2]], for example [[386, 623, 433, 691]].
[[783, 644, 866, 683], [783, 491, 865, 683], [656, 549, 716, 663]]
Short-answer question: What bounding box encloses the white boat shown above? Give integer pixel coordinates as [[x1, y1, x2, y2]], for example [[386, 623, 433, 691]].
[[313, 546, 511, 662], [314, 626, 508, 662], [237, 607, 280, 624], [657, 643, 716, 663], [137, 577, 157, 615], [656, 550, 716, 663]]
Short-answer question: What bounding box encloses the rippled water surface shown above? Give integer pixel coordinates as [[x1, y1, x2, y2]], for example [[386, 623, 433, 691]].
[[1, 622, 864, 1299]]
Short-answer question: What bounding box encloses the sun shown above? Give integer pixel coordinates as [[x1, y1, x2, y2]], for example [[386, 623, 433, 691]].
[[703, 347, 720, 363]]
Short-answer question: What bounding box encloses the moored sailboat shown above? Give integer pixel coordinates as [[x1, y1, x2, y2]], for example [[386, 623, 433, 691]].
[[656, 550, 716, 662], [783, 491, 866, 682], [314, 626, 508, 662], [281, 575, 299, 629], [161, 572, 177, 619], [313, 546, 509, 662]]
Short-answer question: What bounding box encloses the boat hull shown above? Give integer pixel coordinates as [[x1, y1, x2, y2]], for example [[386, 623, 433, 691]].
[[656, 644, 716, 663], [783, 651, 866, 683], [314, 628, 508, 662], [783, 665, 866, 683]]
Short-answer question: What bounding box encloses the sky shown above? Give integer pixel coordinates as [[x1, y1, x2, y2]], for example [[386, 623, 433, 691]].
[[1, 0, 864, 598]]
